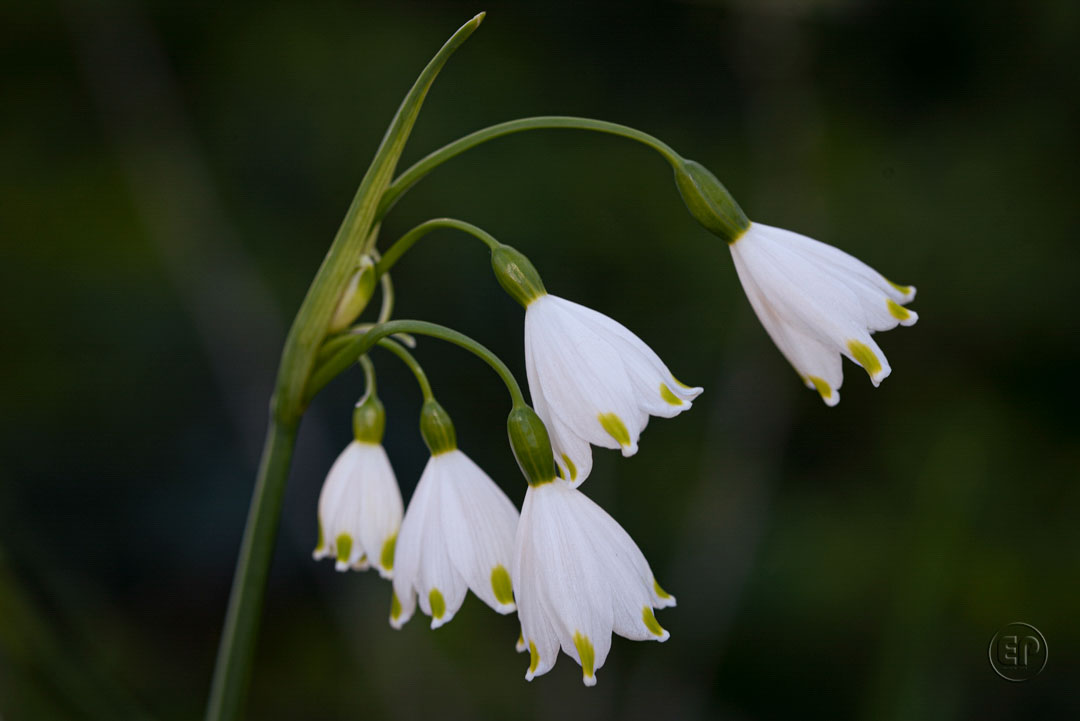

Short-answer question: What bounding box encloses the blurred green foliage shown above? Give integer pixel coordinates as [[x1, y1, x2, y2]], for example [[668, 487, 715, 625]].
[[1, 1, 1078, 719]]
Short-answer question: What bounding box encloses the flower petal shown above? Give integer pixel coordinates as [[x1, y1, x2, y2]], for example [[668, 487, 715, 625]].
[[438, 450, 520, 614]]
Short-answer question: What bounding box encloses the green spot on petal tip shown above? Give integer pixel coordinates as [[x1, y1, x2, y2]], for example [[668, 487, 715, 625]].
[[660, 383, 683, 406], [846, 339, 883, 377], [653, 578, 673, 600], [561, 453, 577, 481], [643, 606, 665, 637], [808, 375, 832, 400], [573, 631, 595, 683], [528, 641, 539, 674], [429, 588, 446, 619], [390, 592, 402, 621], [380, 534, 397, 571], [335, 534, 353, 565], [597, 412, 631, 448], [887, 299, 911, 321], [491, 565, 514, 605]]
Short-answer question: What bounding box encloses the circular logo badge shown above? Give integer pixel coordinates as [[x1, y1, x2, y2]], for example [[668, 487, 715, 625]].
[[988, 622, 1047, 682]]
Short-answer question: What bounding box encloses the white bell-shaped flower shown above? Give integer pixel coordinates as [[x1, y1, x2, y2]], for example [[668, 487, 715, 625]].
[[729, 221, 918, 406], [391, 400, 520, 629], [312, 440, 403, 578], [512, 480, 675, 686], [524, 295, 702, 486]]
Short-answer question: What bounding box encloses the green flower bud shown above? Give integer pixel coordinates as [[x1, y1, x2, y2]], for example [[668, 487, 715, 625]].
[[673, 159, 750, 244], [328, 255, 378, 333], [507, 405, 556, 486], [491, 244, 547, 308], [352, 392, 386, 444], [419, 399, 457, 455]]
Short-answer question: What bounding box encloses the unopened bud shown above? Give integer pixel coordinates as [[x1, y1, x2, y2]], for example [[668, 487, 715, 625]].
[[673, 159, 750, 244], [328, 256, 378, 333]]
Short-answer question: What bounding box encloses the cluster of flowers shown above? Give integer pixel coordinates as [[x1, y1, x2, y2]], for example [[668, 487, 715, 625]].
[[314, 219, 916, 685]]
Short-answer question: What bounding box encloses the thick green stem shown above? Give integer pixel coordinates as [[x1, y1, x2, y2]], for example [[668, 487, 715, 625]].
[[307, 320, 525, 408], [205, 418, 299, 721], [376, 116, 684, 221], [375, 218, 500, 277], [205, 15, 484, 721]]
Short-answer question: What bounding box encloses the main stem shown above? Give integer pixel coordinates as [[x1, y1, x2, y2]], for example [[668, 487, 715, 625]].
[[205, 418, 298, 721]]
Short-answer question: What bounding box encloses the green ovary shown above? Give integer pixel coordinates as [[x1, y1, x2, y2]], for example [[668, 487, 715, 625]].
[[491, 565, 514, 605]]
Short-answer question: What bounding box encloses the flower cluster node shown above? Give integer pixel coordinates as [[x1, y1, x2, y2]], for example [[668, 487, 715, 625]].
[[673, 158, 750, 244]]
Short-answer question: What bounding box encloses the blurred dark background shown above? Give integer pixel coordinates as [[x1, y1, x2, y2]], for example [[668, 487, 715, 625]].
[[2, 0, 1078, 719]]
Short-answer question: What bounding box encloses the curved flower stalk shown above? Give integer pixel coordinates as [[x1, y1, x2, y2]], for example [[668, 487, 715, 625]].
[[391, 400, 520, 629], [507, 407, 674, 687], [493, 245, 702, 486], [312, 360, 402, 577], [729, 222, 918, 405]]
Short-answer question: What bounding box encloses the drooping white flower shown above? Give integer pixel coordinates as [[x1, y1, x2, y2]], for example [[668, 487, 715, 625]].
[[390, 449, 520, 629], [512, 480, 675, 686], [313, 440, 403, 578], [524, 294, 702, 486], [729, 221, 918, 406]]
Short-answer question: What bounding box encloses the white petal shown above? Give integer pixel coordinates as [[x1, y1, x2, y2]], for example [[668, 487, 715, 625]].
[[526, 297, 645, 455], [512, 488, 561, 681], [314, 442, 368, 570], [352, 444, 403, 579], [437, 450, 520, 614], [391, 456, 439, 629]]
